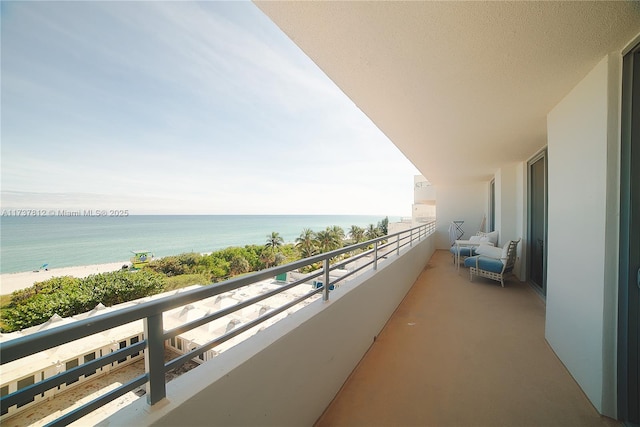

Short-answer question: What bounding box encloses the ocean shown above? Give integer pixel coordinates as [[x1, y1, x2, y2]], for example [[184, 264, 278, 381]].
[[0, 215, 393, 274]]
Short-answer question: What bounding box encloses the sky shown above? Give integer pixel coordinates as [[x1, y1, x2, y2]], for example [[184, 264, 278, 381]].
[[1, 1, 420, 216]]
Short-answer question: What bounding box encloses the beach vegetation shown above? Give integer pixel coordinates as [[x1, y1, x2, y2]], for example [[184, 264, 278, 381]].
[[328, 225, 345, 241], [259, 249, 276, 269], [315, 227, 343, 253], [163, 273, 211, 291], [378, 216, 389, 235], [1, 270, 165, 332], [275, 244, 298, 264], [229, 255, 251, 276], [147, 255, 193, 277], [0, 294, 12, 308], [295, 228, 317, 258], [265, 231, 284, 255], [365, 223, 383, 240], [348, 225, 366, 244]]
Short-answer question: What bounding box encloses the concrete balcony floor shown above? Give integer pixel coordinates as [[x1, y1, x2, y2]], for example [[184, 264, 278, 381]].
[[315, 250, 619, 427]]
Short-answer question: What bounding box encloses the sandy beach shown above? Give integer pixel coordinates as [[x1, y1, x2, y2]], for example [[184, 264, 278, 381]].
[[0, 261, 130, 295]]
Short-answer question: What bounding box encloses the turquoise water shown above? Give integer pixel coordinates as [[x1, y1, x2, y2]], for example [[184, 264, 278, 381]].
[[0, 215, 392, 274]]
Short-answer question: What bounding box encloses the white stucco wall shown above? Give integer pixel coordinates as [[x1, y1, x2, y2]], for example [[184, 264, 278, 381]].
[[497, 163, 518, 244], [515, 161, 527, 281], [495, 163, 523, 278], [434, 182, 487, 249], [104, 235, 436, 427], [545, 55, 618, 416]]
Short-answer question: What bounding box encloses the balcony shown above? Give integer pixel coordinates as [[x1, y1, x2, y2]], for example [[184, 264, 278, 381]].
[[0, 224, 622, 426], [101, 238, 616, 426], [315, 250, 619, 427]]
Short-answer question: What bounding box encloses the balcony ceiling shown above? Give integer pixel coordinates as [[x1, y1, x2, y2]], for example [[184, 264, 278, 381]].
[[256, 1, 640, 184]]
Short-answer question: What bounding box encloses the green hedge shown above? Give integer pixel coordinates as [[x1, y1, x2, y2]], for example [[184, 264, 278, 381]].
[[1, 270, 165, 332]]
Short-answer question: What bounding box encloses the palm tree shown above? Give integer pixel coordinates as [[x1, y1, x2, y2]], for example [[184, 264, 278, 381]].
[[259, 249, 276, 269], [229, 255, 250, 276], [315, 229, 340, 253], [365, 223, 381, 240], [296, 228, 317, 258], [377, 217, 389, 235], [265, 231, 284, 255], [329, 225, 345, 241], [348, 225, 365, 243]]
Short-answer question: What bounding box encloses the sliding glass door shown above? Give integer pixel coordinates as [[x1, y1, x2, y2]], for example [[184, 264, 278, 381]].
[[528, 150, 547, 295], [619, 41, 639, 427]]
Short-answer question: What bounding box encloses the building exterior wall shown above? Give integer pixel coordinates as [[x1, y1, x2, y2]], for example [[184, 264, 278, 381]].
[[434, 182, 487, 249], [1, 332, 144, 420], [545, 54, 619, 416], [413, 175, 436, 222]]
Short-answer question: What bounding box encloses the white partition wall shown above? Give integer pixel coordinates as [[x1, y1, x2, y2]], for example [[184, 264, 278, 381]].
[[495, 163, 519, 245], [545, 54, 620, 416], [495, 162, 526, 279], [434, 182, 487, 249]]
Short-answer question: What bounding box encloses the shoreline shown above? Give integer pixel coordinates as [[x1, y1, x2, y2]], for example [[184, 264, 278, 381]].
[[0, 261, 130, 295]]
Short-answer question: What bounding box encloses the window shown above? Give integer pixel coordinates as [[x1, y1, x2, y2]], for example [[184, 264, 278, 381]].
[[65, 359, 79, 385], [130, 336, 140, 357], [84, 352, 96, 377], [177, 338, 183, 351], [1, 385, 9, 415], [16, 376, 35, 407], [118, 340, 127, 364]]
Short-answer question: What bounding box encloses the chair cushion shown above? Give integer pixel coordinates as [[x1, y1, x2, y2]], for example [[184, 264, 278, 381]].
[[483, 230, 499, 245], [450, 246, 475, 257], [501, 242, 510, 259], [464, 256, 504, 273], [475, 244, 502, 259]]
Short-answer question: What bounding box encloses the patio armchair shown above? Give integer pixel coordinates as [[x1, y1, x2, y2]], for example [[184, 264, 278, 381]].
[[449, 230, 499, 264], [464, 238, 521, 287]]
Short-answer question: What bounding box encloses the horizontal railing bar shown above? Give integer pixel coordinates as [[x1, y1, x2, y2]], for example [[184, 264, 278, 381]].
[[345, 259, 376, 277], [329, 248, 374, 271], [398, 239, 412, 251], [163, 275, 313, 339], [327, 265, 361, 286], [1, 341, 147, 411], [164, 287, 324, 372], [46, 374, 148, 427]]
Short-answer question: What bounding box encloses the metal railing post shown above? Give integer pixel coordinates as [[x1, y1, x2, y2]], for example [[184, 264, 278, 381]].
[[396, 234, 400, 256], [144, 314, 166, 405], [374, 241, 378, 270], [410, 229, 413, 247], [323, 259, 330, 301]]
